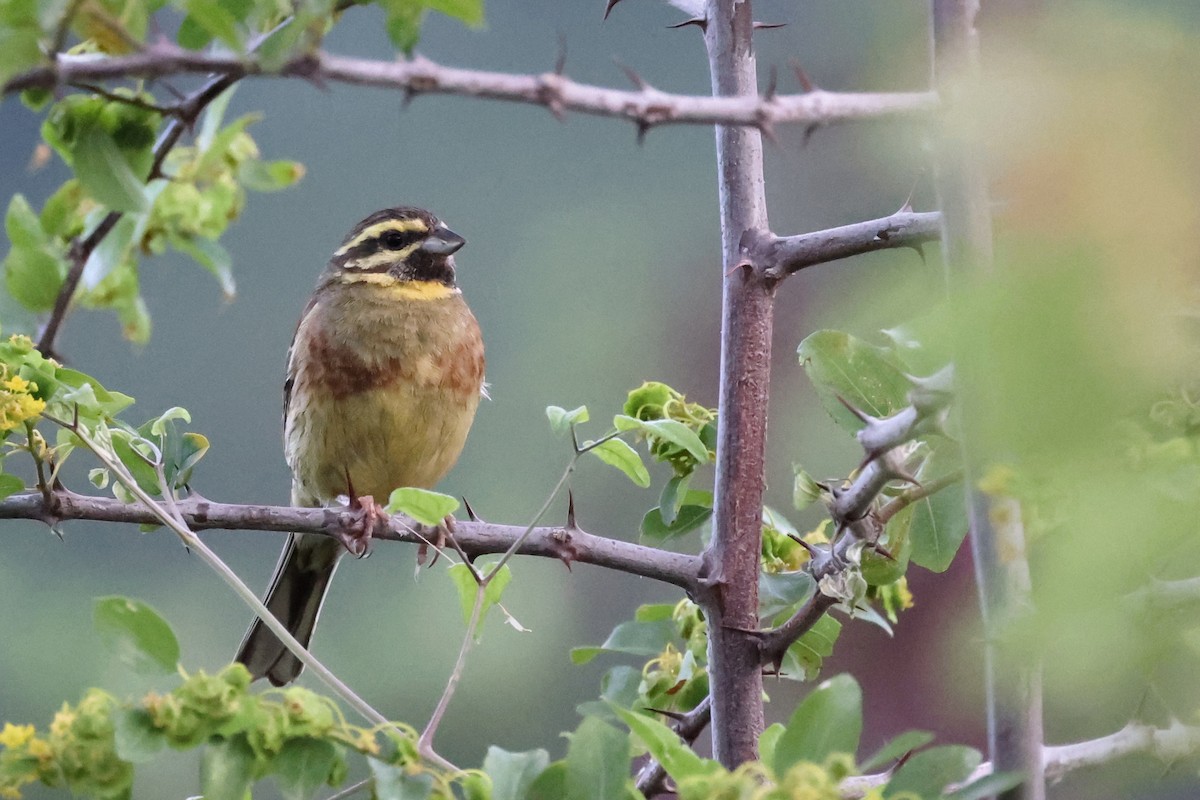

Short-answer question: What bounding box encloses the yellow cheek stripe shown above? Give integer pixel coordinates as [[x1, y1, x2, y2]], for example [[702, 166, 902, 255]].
[[337, 274, 460, 300], [342, 244, 420, 271], [335, 219, 429, 256]]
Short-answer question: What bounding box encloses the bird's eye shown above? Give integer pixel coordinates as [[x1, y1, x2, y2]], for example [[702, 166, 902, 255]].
[[380, 230, 416, 250]]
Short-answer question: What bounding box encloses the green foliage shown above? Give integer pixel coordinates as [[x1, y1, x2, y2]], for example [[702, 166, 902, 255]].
[[772, 675, 862, 775], [386, 486, 459, 526], [797, 330, 911, 432], [447, 561, 512, 628], [92, 596, 181, 676]]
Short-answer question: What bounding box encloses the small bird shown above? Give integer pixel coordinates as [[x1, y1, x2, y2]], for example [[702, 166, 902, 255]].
[[235, 206, 485, 685]]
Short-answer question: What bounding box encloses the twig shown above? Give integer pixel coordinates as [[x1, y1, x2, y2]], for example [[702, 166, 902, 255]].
[[757, 211, 942, 283], [4, 45, 939, 132], [0, 490, 703, 591], [417, 584, 483, 765], [46, 416, 398, 739], [877, 470, 963, 523]]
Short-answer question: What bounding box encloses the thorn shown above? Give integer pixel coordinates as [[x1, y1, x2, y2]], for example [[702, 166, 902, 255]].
[[613, 57, 647, 90], [667, 17, 708, 32], [764, 65, 778, 101], [554, 32, 567, 75], [801, 123, 820, 147], [907, 243, 928, 264], [725, 260, 752, 278], [401, 86, 417, 109], [836, 395, 873, 424], [644, 707, 687, 722], [547, 101, 566, 123], [786, 533, 819, 556], [602, 0, 622, 20], [898, 169, 926, 214], [753, 21, 787, 30], [635, 120, 651, 146], [566, 489, 577, 529], [759, 121, 778, 146], [462, 496, 480, 522], [788, 58, 817, 93]]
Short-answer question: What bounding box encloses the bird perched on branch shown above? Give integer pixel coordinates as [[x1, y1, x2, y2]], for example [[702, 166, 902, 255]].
[[236, 206, 485, 685]]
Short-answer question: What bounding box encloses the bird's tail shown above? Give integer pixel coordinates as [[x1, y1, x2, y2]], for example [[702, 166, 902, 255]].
[[235, 533, 343, 686]]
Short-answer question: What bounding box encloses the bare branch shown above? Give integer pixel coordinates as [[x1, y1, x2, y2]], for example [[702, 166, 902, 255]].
[[635, 696, 714, 797], [0, 490, 702, 592], [3, 46, 938, 132], [757, 211, 942, 283]]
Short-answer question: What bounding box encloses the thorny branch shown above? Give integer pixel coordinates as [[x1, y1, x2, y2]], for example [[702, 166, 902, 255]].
[[3, 45, 938, 136], [0, 489, 703, 592], [636, 696, 714, 797]]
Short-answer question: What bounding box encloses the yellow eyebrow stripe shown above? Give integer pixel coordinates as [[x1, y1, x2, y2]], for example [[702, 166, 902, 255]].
[[334, 218, 429, 256], [341, 244, 420, 271]]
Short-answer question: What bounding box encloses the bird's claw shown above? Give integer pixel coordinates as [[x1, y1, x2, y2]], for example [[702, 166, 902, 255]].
[[339, 494, 385, 558]]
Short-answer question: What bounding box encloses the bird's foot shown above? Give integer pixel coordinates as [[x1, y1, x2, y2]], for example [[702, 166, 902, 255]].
[[416, 514, 456, 567], [339, 493, 385, 558]]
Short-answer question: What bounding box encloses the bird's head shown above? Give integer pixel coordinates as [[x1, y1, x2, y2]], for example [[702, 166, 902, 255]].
[[324, 206, 465, 294]]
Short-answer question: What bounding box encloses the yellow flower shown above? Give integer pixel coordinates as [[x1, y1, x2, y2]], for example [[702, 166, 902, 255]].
[[0, 786, 23, 799], [0, 366, 44, 433], [0, 723, 35, 748]]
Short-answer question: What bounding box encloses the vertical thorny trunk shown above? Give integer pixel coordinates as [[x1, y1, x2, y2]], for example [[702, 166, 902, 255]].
[[701, 0, 773, 768], [930, 1, 1044, 797]]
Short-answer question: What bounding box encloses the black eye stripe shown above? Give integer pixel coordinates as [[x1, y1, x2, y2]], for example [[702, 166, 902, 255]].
[[378, 229, 423, 251]]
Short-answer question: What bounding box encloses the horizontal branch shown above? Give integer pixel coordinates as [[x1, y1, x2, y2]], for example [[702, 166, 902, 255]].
[[757, 211, 942, 283], [840, 720, 1200, 798], [0, 490, 701, 592], [3, 44, 938, 133]]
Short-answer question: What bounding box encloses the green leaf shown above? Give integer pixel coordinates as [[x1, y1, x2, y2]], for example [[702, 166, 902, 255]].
[[640, 504, 711, 541], [80, 213, 136, 290], [759, 570, 815, 619], [237, 159, 306, 192], [5, 195, 45, 250], [0, 26, 44, 87], [447, 562, 512, 628], [793, 465, 822, 511], [200, 734, 255, 800], [860, 730, 934, 772], [526, 761, 567, 800], [274, 737, 339, 800], [587, 438, 650, 488], [611, 706, 712, 782], [546, 404, 588, 435], [759, 723, 785, 768], [570, 618, 675, 665], [380, 0, 423, 54], [797, 330, 911, 432], [173, 236, 236, 299], [3, 200, 66, 312], [614, 415, 710, 463], [370, 758, 434, 800], [944, 770, 1025, 800], [885, 745, 982, 798], [565, 717, 630, 800], [74, 126, 148, 213], [658, 474, 689, 525], [54, 368, 135, 417], [482, 746, 550, 800], [908, 479, 968, 573], [426, 0, 484, 25], [93, 596, 180, 675], [149, 406, 191, 437], [196, 86, 236, 153], [773, 673, 863, 773], [113, 708, 166, 763], [181, 0, 246, 51], [385, 487, 458, 526], [0, 473, 25, 500]]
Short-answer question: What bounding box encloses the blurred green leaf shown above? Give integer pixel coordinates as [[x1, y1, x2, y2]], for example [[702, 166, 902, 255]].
[[612, 705, 713, 781], [546, 404, 588, 436], [885, 745, 981, 798], [526, 761, 567, 800], [93, 596, 180, 675], [180, 0, 247, 51], [427, 0, 483, 25], [773, 673, 862, 773], [74, 126, 148, 213], [944, 771, 1024, 800], [571, 618, 675, 665], [658, 474, 689, 524], [587, 438, 650, 488], [0, 473, 25, 500], [385, 487, 458, 526], [237, 159, 306, 192], [370, 758, 433, 800], [173, 236, 236, 299], [274, 737, 339, 800], [908, 480, 967, 573], [565, 717, 629, 800], [780, 613, 841, 681], [797, 330, 911, 432], [860, 730, 934, 772], [113, 708, 165, 763], [201, 735, 255, 800], [483, 746, 550, 800], [0, 15, 43, 85]]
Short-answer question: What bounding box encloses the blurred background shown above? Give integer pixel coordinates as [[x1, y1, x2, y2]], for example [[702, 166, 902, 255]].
[[2, 1, 1199, 797]]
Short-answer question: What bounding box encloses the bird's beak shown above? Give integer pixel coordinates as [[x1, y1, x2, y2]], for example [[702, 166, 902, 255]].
[[421, 226, 466, 255]]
